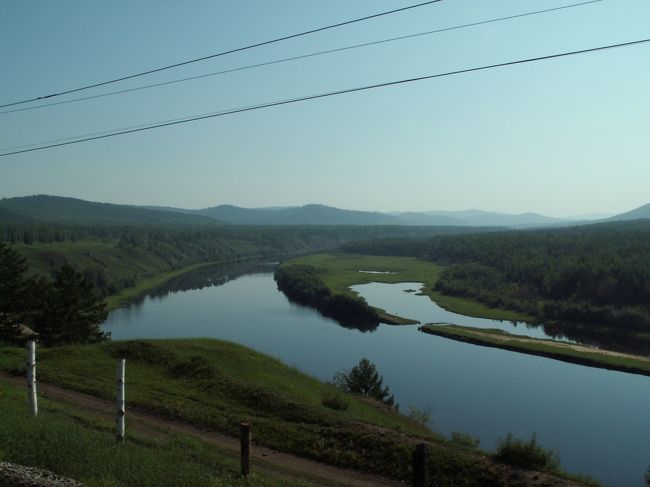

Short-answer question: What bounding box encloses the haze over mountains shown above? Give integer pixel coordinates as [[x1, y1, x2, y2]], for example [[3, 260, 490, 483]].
[[1, 195, 647, 228]]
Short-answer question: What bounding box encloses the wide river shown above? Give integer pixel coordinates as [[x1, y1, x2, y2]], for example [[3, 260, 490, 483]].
[[103, 262, 650, 487]]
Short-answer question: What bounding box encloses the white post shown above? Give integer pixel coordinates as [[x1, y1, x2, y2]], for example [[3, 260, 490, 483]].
[[116, 358, 125, 441], [26, 340, 38, 416]]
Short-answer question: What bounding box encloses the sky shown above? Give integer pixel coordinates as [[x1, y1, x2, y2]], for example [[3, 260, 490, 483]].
[[1, 0, 649, 217]]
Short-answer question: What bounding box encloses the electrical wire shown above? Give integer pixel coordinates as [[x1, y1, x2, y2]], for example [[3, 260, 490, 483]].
[[0, 0, 443, 109], [1, 37, 647, 159], [0, 0, 603, 117]]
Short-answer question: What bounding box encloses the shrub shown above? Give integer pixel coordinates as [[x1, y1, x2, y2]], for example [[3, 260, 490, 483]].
[[450, 431, 480, 450], [407, 404, 431, 426], [495, 433, 559, 470], [321, 393, 349, 411]]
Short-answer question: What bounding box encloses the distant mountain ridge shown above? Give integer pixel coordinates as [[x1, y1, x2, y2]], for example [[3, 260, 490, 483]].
[[1, 195, 648, 228], [0, 195, 220, 226], [608, 203, 650, 222], [197, 204, 400, 225]]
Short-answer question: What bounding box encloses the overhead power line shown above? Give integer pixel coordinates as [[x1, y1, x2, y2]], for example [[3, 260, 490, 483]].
[[0, 0, 603, 117], [0, 0, 443, 109], [1, 37, 648, 159]]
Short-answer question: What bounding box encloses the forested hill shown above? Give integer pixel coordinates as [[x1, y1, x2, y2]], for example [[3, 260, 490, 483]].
[[0, 195, 220, 226], [198, 204, 401, 225], [341, 220, 650, 335], [3, 222, 490, 300], [608, 203, 650, 221]]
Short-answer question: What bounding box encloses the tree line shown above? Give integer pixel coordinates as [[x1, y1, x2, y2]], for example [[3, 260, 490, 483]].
[[341, 221, 650, 334], [274, 265, 380, 331]]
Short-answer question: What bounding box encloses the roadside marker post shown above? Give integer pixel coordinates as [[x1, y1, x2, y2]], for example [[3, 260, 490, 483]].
[[241, 422, 252, 476], [26, 340, 38, 417], [116, 359, 126, 441], [413, 443, 428, 487]]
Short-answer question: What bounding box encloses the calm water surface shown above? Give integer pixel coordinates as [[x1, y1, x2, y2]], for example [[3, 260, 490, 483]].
[[103, 264, 650, 487]]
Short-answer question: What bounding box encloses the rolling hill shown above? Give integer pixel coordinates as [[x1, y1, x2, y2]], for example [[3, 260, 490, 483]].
[[608, 203, 650, 221], [0, 195, 220, 226], [198, 204, 401, 225]]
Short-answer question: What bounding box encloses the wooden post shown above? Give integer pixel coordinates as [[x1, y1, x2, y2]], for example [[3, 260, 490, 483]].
[[240, 422, 251, 476], [116, 359, 125, 441], [26, 341, 38, 417], [413, 443, 428, 487]]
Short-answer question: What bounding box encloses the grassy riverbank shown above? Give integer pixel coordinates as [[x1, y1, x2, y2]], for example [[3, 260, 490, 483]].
[[283, 253, 531, 322], [0, 339, 596, 486], [420, 324, 650, 376]]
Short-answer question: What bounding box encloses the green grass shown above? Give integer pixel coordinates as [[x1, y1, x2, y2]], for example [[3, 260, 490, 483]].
[[421, 324, 650, 376], [0, 340, 598, 486], [0, 340, 438, 482], [0, 380, 301, 487], [283, 253, 532, 322]]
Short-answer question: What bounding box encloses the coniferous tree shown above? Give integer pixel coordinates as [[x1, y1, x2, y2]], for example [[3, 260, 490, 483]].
[[32, 265, 109, 346], [0, 242, 32, 341], [343, 358, 395, 407]]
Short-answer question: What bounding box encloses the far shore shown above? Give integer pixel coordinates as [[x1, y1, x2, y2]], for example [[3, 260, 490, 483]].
[[420, 324, 650, 377]]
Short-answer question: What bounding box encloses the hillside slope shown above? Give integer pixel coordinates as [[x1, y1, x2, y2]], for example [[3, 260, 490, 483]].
[[0, 195, 219, 226], [199, 204, 401, 225]]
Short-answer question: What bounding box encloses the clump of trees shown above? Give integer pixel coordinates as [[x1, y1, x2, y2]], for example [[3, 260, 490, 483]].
[[333, 358, 395, 408], [0, 242, 108, 346], [274, 265, 380, 331]]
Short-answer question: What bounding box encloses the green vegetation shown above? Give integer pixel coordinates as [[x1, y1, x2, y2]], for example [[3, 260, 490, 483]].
[[341, 221, 650, 344], [280, 253, 529, 323], [333, 358, 395, 408], [274, 265, 381, 330], [0, 339, 588, 486], [420, 324, 650, 376], [0, 380, 305, 487], [3, 220, 462, 313], [1, 243, 107, 346], [495, 433, 558, 470]]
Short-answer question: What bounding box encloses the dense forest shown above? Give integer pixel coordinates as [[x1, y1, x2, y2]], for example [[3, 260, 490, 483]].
[[341, 221, 650, 335], [1, 222, 478, 300]]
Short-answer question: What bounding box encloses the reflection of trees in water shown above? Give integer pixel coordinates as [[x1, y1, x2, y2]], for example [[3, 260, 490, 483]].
[[126, 262, 278, 307], [489, 319, 650, 356], [541, 322, 650, 356], [283, 296, 379, 333]]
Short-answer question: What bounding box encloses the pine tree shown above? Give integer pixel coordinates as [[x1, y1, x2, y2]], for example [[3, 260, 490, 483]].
[[343, 358, 395, 407], [32, 265, 109, 346], [0, 242, 32, 341]]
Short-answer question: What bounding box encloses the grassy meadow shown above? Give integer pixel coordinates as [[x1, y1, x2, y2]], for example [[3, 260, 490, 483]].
[[282, 253, 532, 322]]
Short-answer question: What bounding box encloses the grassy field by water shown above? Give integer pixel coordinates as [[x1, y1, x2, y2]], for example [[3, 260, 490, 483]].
[[0, 338, 596, 486], [283, 253, 532, 322]]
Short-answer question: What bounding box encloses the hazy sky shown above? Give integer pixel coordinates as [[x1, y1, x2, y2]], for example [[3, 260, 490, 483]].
[[1, 0, 648, 216]]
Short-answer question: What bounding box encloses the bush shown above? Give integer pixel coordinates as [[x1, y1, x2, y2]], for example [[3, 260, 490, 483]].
[[407, 404, 431, 426], [450, 431, 480, 450], [495, 433, 559, 470], [321, 393, 349, 411]]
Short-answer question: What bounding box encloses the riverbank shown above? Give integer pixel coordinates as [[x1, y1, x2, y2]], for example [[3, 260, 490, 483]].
[[282, 253, 531, 323], [420, 324, 650, 376], [103, 259, 259, 311], [0, 339, 597, 486]]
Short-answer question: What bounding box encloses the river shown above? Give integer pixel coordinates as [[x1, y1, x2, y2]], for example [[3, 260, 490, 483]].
[[103, 262, 650, 487]]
